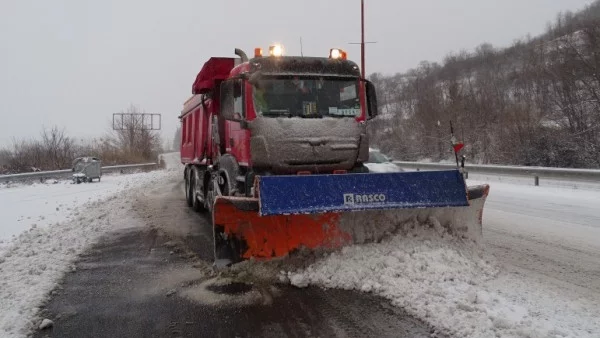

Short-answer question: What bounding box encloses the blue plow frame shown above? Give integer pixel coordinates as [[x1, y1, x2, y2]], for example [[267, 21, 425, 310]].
[[258, 170, 469, 216]]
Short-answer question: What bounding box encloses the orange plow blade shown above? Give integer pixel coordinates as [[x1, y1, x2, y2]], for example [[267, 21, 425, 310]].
[[213, 197, 353, 262], [212, 184, 489, 265]]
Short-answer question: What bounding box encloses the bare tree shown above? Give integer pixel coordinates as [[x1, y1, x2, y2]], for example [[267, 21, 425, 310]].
[[109, 105, 163, 163], [172, 126, 181, 151], [41, 126, 75, 169], [368, 1, 600, 168]]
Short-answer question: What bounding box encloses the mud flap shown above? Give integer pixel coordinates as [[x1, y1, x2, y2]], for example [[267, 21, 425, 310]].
[[213, 181, 490, 263]]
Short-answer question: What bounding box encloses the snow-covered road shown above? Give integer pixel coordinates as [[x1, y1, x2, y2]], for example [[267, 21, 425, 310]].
[[0, 168, 179, 338], [478, 178, 600, 337], [2, 155, 600, 338], [478, 179, 600, 294], [292, 175, 600, 338]]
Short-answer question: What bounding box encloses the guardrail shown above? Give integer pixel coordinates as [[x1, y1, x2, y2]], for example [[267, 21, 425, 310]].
[[393, 161, 600, 185], [0, 163, 158, 183]]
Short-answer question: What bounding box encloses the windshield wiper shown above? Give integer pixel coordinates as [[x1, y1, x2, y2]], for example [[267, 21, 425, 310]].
[[298, 113, 323, 118], [262, 110, 292, 117]]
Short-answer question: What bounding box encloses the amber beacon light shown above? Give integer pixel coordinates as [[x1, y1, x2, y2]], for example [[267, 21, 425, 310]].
[[329, 48, 347, 60], [268, 44, 284, 57]]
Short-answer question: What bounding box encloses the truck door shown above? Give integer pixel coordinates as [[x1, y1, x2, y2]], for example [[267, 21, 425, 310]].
[[221, 79, 250, 165]]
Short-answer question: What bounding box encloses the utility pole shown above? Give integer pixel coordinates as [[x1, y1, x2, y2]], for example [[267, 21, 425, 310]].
[[361, 0, 365, 78], [349, 0, 376, 79]]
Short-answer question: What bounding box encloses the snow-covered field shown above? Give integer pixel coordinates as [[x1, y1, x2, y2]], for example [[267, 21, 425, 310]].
[[0, 174, 151, 255], [0, 166, 180, 338], [289, 178, 600, 338]]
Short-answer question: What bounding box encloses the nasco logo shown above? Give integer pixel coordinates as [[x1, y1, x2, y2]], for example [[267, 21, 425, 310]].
[[343, 193, 386, 205]]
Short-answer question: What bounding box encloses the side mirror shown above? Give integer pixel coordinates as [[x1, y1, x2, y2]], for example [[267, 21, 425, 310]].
[[248, 71, 262, 86], [233, 83, 241, 98], [365, 80, 378, 120], [220, 80, 242, 122]]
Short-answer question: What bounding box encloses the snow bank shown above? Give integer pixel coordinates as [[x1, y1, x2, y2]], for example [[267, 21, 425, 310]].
[[0, 169, 178, 338], [0, 172, 165, 255], [289, 228, 600, 337]]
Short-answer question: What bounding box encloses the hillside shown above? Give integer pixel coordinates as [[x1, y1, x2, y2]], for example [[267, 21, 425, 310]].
[[369, 1, 600, 168]]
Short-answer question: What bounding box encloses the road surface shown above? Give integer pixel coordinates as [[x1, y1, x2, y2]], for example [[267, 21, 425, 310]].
[[474, 176, 600, 299], [33, 170, 439, 338], [24, 157, 600, 337]]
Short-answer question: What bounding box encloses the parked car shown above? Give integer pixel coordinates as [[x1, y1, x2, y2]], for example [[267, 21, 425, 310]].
[[365, 148, 403, 173]]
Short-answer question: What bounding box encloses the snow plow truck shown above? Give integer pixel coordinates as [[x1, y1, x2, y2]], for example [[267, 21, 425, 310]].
[[179, 46, 490, 266]]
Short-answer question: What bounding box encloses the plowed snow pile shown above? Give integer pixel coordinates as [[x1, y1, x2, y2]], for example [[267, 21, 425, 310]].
[[288, 227, 599, 338]]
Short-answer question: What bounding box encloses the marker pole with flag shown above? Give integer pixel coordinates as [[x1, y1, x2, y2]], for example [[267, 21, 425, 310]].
[[450, 121, 464, 169]]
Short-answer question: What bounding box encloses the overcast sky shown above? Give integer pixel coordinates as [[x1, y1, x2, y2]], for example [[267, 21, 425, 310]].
[[0, 0, 595, 147]]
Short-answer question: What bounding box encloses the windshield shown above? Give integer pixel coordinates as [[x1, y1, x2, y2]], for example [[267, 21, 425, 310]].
[[252, 76, 361, 118]]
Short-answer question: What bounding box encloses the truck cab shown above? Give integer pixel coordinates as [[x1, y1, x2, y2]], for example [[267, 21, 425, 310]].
[[180, 47, 378, 210]]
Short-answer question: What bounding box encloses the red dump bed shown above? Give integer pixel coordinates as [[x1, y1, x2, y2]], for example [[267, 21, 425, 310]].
[[181, 57, 235, 164], [192, 57, 235, 94]]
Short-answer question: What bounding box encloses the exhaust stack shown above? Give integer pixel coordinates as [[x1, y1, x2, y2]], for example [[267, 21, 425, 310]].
[[234, 48, 248, 63]]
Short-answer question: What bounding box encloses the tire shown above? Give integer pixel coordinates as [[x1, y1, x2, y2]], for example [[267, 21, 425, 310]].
[[214, 230, 242, 265], [185, 168, 193, 207], [191, 169, 205, 212], [218, 155, 240, 196], [205, 176, 216, 214], [205, 172, 229, 215], [214, 237, 234, 266], [349, 163, 370, 174]]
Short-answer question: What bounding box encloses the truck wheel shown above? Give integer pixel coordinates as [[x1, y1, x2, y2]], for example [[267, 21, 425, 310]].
[[185, 168, 193, 207], [191, 170, 205, 212], [214, 227, 243, 266], [205, 179, 217, 214], [205, 173, 229, 214], [350, 163, 370, 174]]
